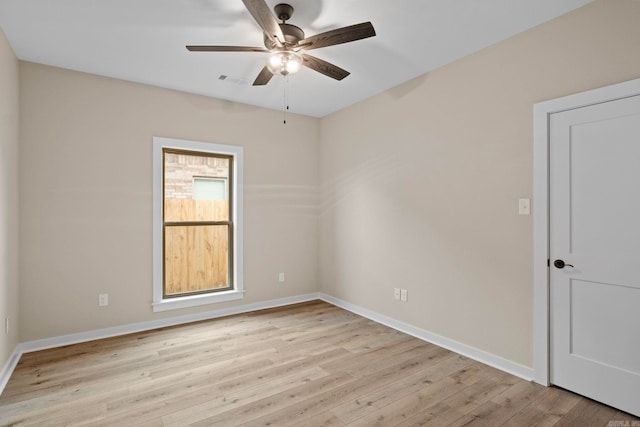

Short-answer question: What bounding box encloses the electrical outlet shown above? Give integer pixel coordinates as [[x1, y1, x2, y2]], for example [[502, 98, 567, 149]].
[[394, 288, 401, 301], [400, 289, 408, 302], [278, 272, 285, 282], [98, 293, 109, 307]]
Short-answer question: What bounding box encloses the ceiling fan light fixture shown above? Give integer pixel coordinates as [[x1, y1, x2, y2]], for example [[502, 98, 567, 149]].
[[267, 51, 303, 76]]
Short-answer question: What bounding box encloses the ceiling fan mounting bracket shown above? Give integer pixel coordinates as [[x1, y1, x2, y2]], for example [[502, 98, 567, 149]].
[[274, 3, 294, 23]]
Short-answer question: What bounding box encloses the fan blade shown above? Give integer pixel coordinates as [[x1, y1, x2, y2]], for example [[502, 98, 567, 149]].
[[302, 54, 350, 81], [298, 22, 376, 51], [242, 0, 285, 47], [253, 66, 274, 86], [186, 46, 267, 52]]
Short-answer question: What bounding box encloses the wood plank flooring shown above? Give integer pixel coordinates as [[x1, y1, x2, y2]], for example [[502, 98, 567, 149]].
[[1, 300, 638, 426]]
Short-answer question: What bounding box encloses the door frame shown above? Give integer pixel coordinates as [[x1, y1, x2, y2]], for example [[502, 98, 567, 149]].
[[533, 77, 640, 386]]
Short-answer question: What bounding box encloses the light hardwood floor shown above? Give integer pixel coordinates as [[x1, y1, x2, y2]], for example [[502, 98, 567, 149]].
[[1, 301, 638, 426]]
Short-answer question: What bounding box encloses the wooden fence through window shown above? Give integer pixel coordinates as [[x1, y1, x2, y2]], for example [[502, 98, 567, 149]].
[[164, 199, 230, 296]]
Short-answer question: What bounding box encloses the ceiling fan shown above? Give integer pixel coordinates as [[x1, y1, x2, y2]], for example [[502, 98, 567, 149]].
[[186, 0, 376, 86]]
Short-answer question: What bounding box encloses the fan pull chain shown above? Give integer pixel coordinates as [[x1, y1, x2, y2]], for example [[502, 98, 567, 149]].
[[283, 76, 290, 125]]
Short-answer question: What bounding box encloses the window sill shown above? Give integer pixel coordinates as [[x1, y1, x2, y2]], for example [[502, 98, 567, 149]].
[[152, 290, 244, 312]]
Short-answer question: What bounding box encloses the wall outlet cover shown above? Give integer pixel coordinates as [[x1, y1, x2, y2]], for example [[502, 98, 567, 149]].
[[98, 293, 109, 306]]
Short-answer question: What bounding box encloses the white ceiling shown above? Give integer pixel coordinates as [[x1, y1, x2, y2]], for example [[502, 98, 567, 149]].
[[0, 0, 593, 117]]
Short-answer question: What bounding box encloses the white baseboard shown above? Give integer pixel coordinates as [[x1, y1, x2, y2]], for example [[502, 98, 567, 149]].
[[0, 293, 320, 396], [20, 293, 320, 354], [317, 293, 534, 381], [0, 345, 22, 395], [2, 291, 533, 397]]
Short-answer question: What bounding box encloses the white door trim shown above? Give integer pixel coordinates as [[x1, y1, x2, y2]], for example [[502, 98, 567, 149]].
[[533, 77, 640, 385]]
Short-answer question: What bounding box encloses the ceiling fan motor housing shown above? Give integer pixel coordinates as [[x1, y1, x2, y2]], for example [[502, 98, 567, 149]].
[[264, 23, 304, 49]]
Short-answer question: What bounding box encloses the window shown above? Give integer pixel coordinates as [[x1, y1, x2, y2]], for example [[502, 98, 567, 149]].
[[153, 137, 243, 312]]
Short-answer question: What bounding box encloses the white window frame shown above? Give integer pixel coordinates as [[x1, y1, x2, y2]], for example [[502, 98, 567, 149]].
[[152, 136, 244, 312]]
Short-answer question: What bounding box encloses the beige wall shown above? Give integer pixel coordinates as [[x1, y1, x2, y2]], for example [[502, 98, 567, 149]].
[[19, 62, 319, 340], [319, 0, 640, 367], [0, 28, 19, 367]]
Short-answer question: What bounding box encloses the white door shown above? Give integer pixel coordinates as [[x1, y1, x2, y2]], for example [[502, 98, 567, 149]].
[[549, 94, 640, 416]]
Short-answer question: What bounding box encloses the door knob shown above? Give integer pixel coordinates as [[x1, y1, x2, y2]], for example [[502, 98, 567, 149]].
[[553, 259, 574, 269]]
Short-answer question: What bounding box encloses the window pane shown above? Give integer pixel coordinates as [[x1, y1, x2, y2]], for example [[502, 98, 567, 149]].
[[193, 178, 226, 201], [164, 225, 229, 296], [164, 152, 229, 222]]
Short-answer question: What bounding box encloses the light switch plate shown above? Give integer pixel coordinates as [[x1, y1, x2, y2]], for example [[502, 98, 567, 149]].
[[518, 198, 531, 215]]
